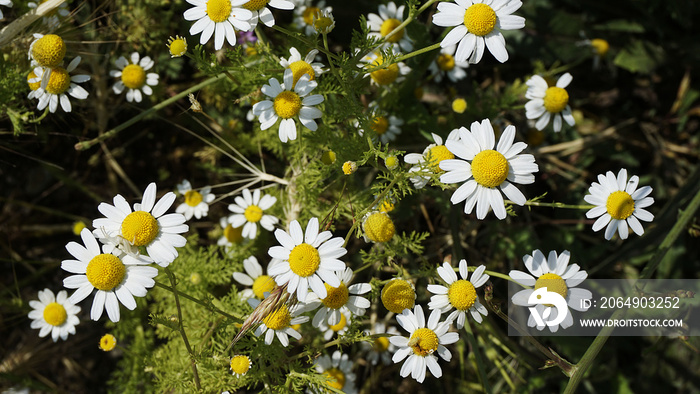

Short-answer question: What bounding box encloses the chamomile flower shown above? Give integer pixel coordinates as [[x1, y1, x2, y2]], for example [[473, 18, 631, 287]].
[[509, 250, 591, 332], [218, 216, 245, 248], [227, 188, 279, 239], [28, 33, 66, 88], [175, 180, 215, 220], [110, 52, 159, 103], [311, 351, 357, 394], [233, 256, 277, 300], [242, 0, 295, 28], [230, 355, 252, 377], [583, 169, 654, 240], [304, 267, 371, 327], [381, 278, 416, 313], [525, 73, 575, 132], [404, 130, 460, 189], [250, 300, 308, 346], [429, 45, 469, 83], [440, 119, 538, 220], [357, 110, 404, 144], [0, 0, 11, 21], [252, 68, 324, 143], [166, 35, 188, 57], [432, 0, 525, 64], [390, 305, 459, 383], [28, 0, 69, 28], [361, 211, 395, 243], [427, 259, 488, 328], [62, 228, 157, 322], [92, 182, 189, 267], [293, 0, 332, 36], [367, 2, 413, 53], [99, 334, 117, 351], [28, 289, 80, 342], [311, 9, 334, 34], [361, 51, 411, 86], [30, 56, 90, 113], [318, 309, 351, 340], [279, 47, 325, 87], [184, 0, 252, 50], [267, 217, 347, 301], [365, 322, 399, 365]]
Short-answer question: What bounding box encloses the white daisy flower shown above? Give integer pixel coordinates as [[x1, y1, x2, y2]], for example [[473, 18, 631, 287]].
[[227, 188, 279, 239], [390, 305, 459, 383], [304, 267, 371, 327], [439, 119, 538, 220], [175, 180, 215, 221], [242, 0, 295, 28], [510, 250, 591, 332], [279, 47, 325, 87], [0, 0, 11, 21], [184, 0, 253, 50], [428, 45, 469, 83], [28, 34, 65, 89], [317, 309, 351, 340], [293, 0, 332, 36], [583, 169, 654, 240], [404, 130, 460, 189], [218, 216, 245, 248], [267, 217, 347, 301], [357, 104, 403, 144], [252, 68, 324, 143], [110, 52, 159, 103], [28, 288, 80, 342], [92, 182, 189, 267], [525, 73, 576, 132], [361, 51, 411, 86], [249, 300, 308, 346], [367, 1, 413, 53], [310, 351, 357, 394], [432, 0, 525, 64], [30, 56, 90, 113], [28, 0, 69, 28], [427, 259, 488, 328], [365, 322, 400, 365], [62, 228, 157, 322], [229, 355, 252, 377], [233, 256, 277, 299]]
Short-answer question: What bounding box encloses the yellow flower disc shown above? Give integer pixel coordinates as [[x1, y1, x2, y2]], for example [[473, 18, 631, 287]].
[[288, 60, 315, 86], [263, 304, 291, 330], [324, 368, 345, 390], [426, 145, 455, 173], [45, 67, 71, 95], [342, 161, 357, 175], [302, 6, 320, 25], [370, 60, 400, 86], [273, 91, 302, 119], [384, 156, 399, 171], [244, 204, 263, 223], [379, 18, 404, 43], [72, 221, 87, 236], [409, 327, 439, 356], [121, 211, 159, 246], [288, 243, 320, 277], [370, 116, 389, 135], [230, 355, 251, 375], [32, 34, 66, 68], [448, 279, 477, 311], [463, 3, 497, 37], [543, 87, 569, 113], [206, 0, 232, 22], [606, 191, 635, 220], [534, 273, 568, 303], [168, 36, 188, 58], [373, 336, 390, 352], [86, 254, 126, 291], [322, 282, 349, 309], [591, 38, 609, 57], [27, 70, 41, 91], [121, 64, 147, 90], [43, 302, 67, 326], [252, 275, 275, 299], [184, 190, 203, 207], [452, 98, 468, 114], [363, 212, 395, 243], [243, 0, 268, 11], [471, 149, 509, 188], [100, 334, 117, 351], [381, 279, 415, 313], [437, 53, 456, 71], [321, 150, 337, 165], [224, 224, 244, 244], [329, 312, 347, 331]]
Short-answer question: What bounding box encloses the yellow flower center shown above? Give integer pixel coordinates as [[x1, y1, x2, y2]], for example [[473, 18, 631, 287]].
[[32, 34, 66, 68], [342, 161, 357, 175], [409, 327, 439, 357], [121, 64, 147, 90], [288, 243, 320, 277], [380, 199, 395, 212], [288, 60, 315, 86], [224, 224, 244, 243], [379, 18, 404, 43], [230, 355, 251, 375], [313, 15, 334, 32], [45, 67, 71, 95], [606, 190, 635, 220], [43, 302, 67, 326], [72, 221, 87, 236], [452, 98, 468, 114], [100, 334, 117, 351], [370, 56, 400, 86], [273, 91, 302, 119], [86, 253, 126, 291], [322, 282, 349, 309], [384, 156, 399, 171], [363, 212, 395, 243], [324, 368, 345, 390], [184, 190, 203, 207], [534, 273, 568, 305], [471, 149, 509, 188], [447, 279, 477, 311], [373, 336, 390, 352], [243, 204, 263, 223], [370, 116, 389, 135], [463, 3, 497, 37], [206, 0, 232, 22], [168, 37, 187, 57], [121, 211, 159, 246], [321, 150, 336, 165], [243, 0, 268, 11], [543, 87, 569, 113], [302, 6, 320, 25], [27, 70, 41, 91], [591, 38, 609, 57], [426, 145, 454, 173], [381, 279, 415, 313], [252, 275, 276, 299], [436, 53, 455, 71], [263, 304, 291, 330], [329, 312, 347, 331]]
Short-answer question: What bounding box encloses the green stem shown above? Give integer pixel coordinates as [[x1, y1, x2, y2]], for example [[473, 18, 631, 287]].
[[465, 321, 492, 394], [154, 281, 243, 322], [518, 200, 595, 210], [271, 25, 339, 61], [394, 43, 442, 63]]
